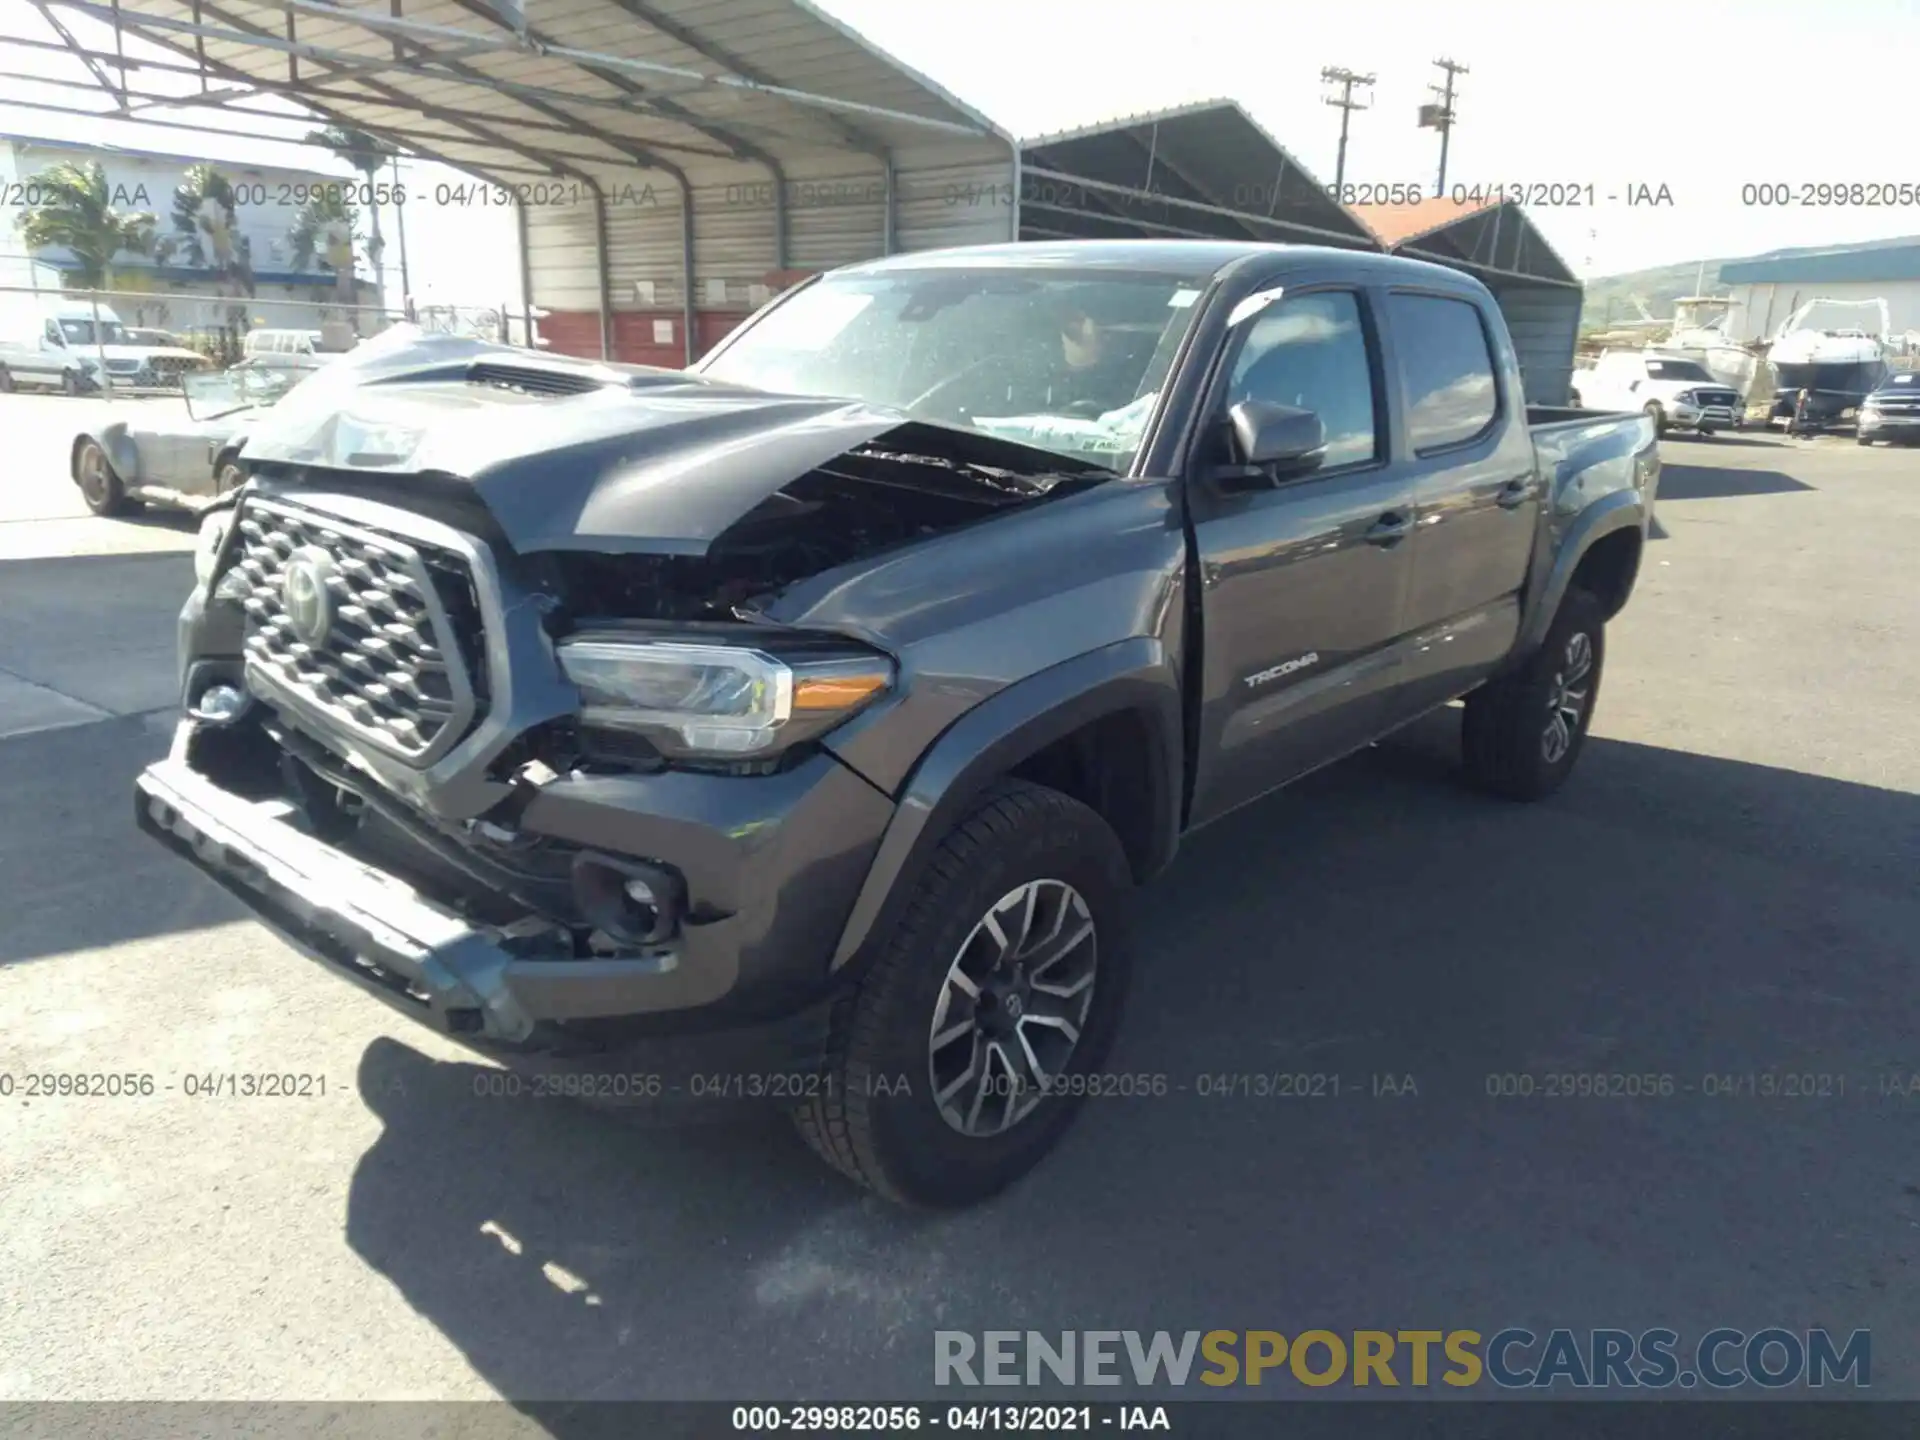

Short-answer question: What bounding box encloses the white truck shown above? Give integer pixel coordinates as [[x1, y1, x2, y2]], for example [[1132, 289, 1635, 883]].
[[1568, 350, 1745, 438]]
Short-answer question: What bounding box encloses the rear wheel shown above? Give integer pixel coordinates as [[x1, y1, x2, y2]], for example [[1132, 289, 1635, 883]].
[[75, 440, 134, 517], [1462, 588, 1606, 802], [793, 780, 1134, 1208], [1857, 434, 1873, 447]]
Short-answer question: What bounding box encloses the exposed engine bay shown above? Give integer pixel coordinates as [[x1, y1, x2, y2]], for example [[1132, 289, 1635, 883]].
[[531, 433, 1097, 625]]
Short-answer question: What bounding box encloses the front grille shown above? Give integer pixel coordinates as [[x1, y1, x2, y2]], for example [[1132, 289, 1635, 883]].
[[1697, 390, 1740, 407], [105, 358, 142, 374], [230, 499, 482, 763]]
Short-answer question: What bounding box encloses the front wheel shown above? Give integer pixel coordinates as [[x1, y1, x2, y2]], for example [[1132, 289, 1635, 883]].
[[62, 368, 84, 397], [793, 780, 1134, 1208], [1857, 434, 1873, 447], [1462, 588, 1606, 802], [1642, 401, 1667, 437], [0, 366, 13, 394], [75, 440, 133, 517]]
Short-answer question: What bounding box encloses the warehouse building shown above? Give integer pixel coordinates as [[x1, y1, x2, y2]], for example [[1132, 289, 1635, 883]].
[[1717, 240, 1920, 344]]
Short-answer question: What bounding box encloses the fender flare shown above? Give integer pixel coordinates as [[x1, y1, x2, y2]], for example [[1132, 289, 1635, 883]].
[[828, 637, 1183, 973], [1518, 492, 1645, 654]]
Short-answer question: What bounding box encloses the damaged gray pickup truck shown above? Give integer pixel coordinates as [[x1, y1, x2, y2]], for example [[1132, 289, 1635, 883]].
[[137, 241, 1659, 1207]]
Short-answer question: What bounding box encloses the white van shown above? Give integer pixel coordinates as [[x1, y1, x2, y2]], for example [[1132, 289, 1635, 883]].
[[0, 300, 207, 394], [240, 324, 356, 375]]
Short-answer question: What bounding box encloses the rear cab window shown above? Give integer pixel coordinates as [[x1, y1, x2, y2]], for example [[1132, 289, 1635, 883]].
[[1386, 292, 1502, 453]]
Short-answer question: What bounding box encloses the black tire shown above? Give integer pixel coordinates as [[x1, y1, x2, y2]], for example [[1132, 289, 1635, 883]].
[[62, 368, 83, 397], [75, 440, 133, 517], [215, 458, 246, 494], [1462, 588, 1606, 802], [1857, 434, 1873, 447], [0, 366, 13, 394], [1568, 390, 1583, 409], [793, 779, 1134, 1208], [1642, 401, 1666, 437]]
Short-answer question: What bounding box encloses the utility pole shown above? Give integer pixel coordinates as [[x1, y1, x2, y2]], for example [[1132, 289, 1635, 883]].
[[1419, 57, 1469, 197], [1320, 67, 1375, 197]]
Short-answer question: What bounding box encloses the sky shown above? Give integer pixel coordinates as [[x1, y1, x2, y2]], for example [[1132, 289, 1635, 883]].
[[2, 0, 1917, 308]]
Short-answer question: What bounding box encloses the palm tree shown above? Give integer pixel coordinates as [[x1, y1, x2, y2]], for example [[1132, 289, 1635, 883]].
[[167, 164, 255, 306], [15, 161, 156, 287], [288, 187, 362, 311], [307, 125, 392, 304]]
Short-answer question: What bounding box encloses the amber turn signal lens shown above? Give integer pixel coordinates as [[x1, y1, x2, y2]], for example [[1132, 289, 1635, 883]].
[[792, 672, 889, 711]]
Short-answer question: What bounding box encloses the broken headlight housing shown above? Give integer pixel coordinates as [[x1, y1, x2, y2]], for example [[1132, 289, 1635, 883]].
[[555, 636, 892, 761]]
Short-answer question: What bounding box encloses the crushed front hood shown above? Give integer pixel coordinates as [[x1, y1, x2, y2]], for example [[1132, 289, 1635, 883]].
[[238, 327, 1095, 556]]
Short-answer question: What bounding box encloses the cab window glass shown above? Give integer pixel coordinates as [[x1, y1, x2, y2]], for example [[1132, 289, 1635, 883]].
[[1225, 291, 1377, 467]]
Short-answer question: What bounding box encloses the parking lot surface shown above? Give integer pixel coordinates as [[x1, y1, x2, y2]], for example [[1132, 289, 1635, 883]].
[[2, 392, 1918, 1402]]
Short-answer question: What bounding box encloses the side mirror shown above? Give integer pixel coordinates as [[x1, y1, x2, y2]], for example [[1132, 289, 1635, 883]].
[[1213, 400, 1326, 488]]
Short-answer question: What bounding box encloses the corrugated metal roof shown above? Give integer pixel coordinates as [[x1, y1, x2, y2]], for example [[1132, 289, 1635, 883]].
[[66, 0, 1015, 190], [1347, 196, 1495, 248], [1018, 100, 1378, 250], [1352, 197, 1577, 288], [1719, 240, 1920, 285]]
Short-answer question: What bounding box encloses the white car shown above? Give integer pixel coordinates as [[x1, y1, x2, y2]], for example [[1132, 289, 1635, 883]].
[[1570, 350, 1745, 437]]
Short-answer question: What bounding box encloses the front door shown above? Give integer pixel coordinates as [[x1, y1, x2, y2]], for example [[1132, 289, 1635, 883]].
[[1186, 286, 1417, 826]]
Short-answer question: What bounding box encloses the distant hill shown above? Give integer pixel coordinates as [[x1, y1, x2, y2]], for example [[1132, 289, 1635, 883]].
[[1579, 234, 1920, 331]]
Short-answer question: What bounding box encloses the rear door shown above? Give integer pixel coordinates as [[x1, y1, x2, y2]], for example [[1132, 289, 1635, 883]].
[[1378, 288, 1544, 719], [1184, 279, 1419, 826]]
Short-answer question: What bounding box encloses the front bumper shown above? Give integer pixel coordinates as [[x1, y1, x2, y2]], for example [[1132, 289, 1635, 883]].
[[136, 715, 893, 1084], [1859, 411, 1920, 437]]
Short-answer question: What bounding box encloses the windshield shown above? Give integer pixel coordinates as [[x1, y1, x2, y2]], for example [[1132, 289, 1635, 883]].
[[184, 364, 302, 419], [695, 266, 1211, 469], [1644, 358, 1714, 381], [58, 317, 129, 346]]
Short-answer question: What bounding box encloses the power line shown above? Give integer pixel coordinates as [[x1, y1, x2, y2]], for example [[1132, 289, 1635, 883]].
[[1319, 66, 1374, 197]]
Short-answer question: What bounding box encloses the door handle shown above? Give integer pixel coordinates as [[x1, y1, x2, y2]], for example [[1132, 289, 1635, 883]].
[[1496, 477, 1533, 509], [1365, 511, 1412, 547]]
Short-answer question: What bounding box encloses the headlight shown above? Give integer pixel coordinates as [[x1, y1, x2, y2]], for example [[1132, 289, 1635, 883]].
[[194, 507, 236, 586], [556, 637, 892, 760]]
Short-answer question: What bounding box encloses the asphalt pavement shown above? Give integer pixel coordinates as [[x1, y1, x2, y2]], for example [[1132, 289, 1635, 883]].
[[2, 394, 1917, 1407]]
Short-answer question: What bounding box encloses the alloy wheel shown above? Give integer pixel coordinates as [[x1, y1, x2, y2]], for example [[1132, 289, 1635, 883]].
[[1541, 630, 1594, 764], [928, 878, 1098, 1137], [78, 445, 112, 508]]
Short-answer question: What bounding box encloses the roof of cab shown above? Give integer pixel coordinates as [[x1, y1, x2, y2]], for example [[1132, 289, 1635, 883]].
[[837, 238, 1494, 293]]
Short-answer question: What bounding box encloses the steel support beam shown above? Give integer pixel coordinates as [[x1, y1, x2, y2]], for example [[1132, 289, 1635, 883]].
[[30, 0, 126, 104], [259, 0, 994, 138], [1020, 165, 1377, 249], [591, 185, 613, 360], [92, 10, 553, 192]]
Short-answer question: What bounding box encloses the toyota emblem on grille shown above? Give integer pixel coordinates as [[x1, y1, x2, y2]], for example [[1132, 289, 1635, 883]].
[[282, 546, 337, 646]]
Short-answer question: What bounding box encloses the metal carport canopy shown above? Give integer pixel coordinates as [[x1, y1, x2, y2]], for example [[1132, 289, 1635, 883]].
[[1349, 196, 1585, 406], [1017, 100, 1380, 251], [45, 0, 1019, 363]]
